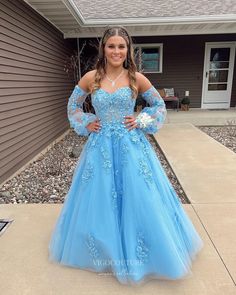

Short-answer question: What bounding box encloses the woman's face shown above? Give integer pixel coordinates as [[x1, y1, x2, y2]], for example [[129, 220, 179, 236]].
[[104, 35, 128, 68]]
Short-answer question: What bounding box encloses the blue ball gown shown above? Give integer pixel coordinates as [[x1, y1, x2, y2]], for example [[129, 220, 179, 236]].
[[48, 84, 204, 285]]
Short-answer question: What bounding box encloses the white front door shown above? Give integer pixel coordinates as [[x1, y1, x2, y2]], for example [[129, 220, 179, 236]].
[[202, 42, 236, 109]]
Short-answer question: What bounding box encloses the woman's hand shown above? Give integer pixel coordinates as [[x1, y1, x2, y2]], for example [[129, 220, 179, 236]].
[[124, 115, 138, 131], [86, 119, 101, 133]]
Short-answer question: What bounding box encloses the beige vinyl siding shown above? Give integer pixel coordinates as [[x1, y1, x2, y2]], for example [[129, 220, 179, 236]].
[[0, 0, 76, 184]]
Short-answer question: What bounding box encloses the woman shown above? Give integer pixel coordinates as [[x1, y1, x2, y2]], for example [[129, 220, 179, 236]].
[[48, 26, 204, 285]]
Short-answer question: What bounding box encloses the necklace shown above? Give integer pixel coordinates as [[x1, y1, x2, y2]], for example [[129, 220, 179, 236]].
[[105, 69, 124, 87]]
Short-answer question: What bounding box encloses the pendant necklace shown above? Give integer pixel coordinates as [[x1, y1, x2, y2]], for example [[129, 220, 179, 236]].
[[106, 69, 124, 87]]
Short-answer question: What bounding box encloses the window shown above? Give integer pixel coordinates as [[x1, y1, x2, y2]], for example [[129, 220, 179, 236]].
[[134, 44, 163, 73]]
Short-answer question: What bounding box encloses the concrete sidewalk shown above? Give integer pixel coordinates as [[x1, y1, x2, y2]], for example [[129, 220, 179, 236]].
[[0, 110, 236, 294], [166, 107, 236, 126]]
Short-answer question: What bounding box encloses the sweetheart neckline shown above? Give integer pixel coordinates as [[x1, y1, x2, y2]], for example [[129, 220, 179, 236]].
[[97, 86, 131, 95]]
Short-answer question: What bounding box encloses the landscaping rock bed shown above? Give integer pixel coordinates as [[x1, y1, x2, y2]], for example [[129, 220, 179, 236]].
[[197, 125, 236, 154]]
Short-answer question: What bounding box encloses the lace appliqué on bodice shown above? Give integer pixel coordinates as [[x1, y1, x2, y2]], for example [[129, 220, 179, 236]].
[[67, 85, 167, 136]]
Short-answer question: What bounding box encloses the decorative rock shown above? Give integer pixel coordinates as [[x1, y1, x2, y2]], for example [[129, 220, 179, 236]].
[[70, 146, 82, 158], [50, 195, 58, 199], [0, 191, 11, 198]]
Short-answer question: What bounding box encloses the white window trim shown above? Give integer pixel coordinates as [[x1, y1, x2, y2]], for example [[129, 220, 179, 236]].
[[134, 43, 163, 74]]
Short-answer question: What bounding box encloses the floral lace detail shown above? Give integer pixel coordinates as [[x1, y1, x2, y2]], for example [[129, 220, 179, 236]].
[[82, 161, 94, 183], [138, 158, 153, 186], [67, 85, 97, 136], [136, 86, 167, 134], [90, 87, 136, 144], [92, 87, 135, 126], [129, 130, 140, 143], [68, 85, 166, 137], [139, 136, 151, 158], [121, 143, 129, 165], [100, 146, 112, 172], [86, 234, 99, 259], [86, 133, 99, 151], [136, 231, 149, 264], [135, 112, 155, 128], [100, 123, 128, 144], [111, 188, 118, 210], [111, 184, 123, 212]]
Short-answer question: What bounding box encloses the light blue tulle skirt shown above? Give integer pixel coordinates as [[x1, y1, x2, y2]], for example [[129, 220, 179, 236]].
[[48, 127, 204, 285]]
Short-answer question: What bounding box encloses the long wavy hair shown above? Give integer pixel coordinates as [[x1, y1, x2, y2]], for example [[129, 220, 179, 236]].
[[91, 26, 138, 99]]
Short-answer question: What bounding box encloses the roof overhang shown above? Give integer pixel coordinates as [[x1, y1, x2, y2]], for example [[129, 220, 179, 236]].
[[23, 0, 236, 38]]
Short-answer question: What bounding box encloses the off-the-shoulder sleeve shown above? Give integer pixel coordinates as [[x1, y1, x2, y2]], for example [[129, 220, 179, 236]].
[[135, 86, 167, 134], [67, 85, 97, 136]]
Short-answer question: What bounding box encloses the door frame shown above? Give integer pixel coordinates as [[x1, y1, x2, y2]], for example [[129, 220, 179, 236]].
[[201, 41, 236, 109]]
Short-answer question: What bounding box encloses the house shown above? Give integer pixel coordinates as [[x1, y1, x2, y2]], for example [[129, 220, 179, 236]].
[[0, 0, 236, 184]]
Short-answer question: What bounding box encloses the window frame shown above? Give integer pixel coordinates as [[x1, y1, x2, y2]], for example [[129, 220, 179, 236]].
[[134, 43, 163, 74]]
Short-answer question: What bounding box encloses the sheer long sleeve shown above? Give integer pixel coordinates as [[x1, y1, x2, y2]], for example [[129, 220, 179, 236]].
[[136, 86, 167, 134], [67, 85, 97, 136]]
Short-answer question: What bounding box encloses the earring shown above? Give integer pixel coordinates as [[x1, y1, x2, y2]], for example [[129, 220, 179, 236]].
[[124, 58, 128, 68], [104, 57, 107, 66]]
